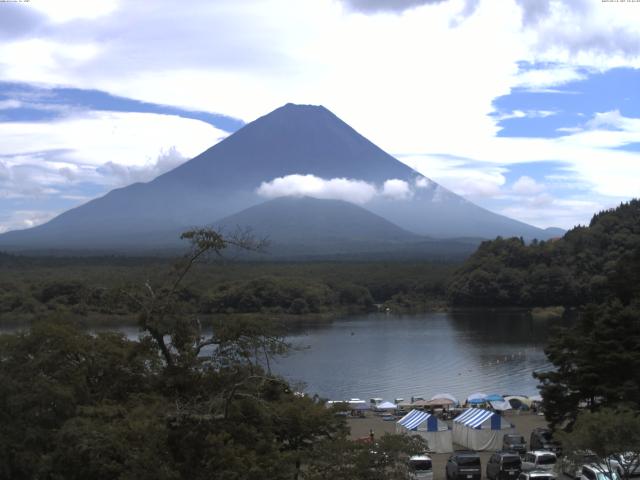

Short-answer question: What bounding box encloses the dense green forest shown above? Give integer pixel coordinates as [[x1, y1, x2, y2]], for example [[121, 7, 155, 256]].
[[448, 199, 640, 307], [0, 253, 454, 325]]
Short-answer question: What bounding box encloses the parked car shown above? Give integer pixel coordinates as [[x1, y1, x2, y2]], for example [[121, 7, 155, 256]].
[[446, 451, 482, 480], [530, 428, 562, 454], [558, 451, 599, 479], [487, 451, 523, 480], [503, 434, 527, 455], [610, 453, 640, 477], [408, 454, 433, 480], [579, 464, 622, 480], [522, 451, 557, 472], [518, 470, 557, 480]]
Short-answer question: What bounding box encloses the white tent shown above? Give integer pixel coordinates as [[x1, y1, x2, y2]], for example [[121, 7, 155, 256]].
[[452, 408, 515, 451], [375, 401, 397, 410], [489, 400, 512, 411], [396, 409, 453, 453]]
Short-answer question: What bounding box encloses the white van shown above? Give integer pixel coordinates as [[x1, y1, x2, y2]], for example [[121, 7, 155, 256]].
[[409, 454, 433, 480], [522, 451, 557, 472]]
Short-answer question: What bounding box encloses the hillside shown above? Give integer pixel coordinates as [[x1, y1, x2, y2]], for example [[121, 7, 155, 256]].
[[447, 199, 640, 307]]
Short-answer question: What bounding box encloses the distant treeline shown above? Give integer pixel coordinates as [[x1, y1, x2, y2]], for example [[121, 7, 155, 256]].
[[448, 199, 640, 307], [0, 259, 455, 324]]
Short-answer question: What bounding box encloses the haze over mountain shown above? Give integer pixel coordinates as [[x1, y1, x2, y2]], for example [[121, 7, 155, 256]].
[[0, 103, 561, 255]]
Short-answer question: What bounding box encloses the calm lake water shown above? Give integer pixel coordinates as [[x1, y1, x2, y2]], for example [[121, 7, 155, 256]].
[[1, 310, 568, 403], [273, 310, 568, 402]]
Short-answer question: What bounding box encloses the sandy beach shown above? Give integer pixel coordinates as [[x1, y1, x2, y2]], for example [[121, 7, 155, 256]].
[[348, 410, 550, 480]]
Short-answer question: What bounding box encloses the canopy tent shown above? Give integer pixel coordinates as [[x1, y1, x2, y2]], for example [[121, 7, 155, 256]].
[[466, 392, 488, 405], [485, 394, 505, 402], [431, 393, 459, 405], [375, 401, 397, 410], [396, 410, 453, 453], [452, 408, 515, 451], [347, 399, 369, 411]]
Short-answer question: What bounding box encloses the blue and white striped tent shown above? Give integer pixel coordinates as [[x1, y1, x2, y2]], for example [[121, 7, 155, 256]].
[[398, 410, 439, 431], [452, 408, 514, 451], [396, 410, 453, 453]]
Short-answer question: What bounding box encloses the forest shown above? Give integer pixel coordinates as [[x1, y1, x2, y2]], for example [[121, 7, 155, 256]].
[[0, 252, 454, 326], [447, 199, 640, 307]]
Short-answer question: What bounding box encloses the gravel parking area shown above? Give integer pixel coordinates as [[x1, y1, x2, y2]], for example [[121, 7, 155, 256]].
[[347, 411, 554, 480]]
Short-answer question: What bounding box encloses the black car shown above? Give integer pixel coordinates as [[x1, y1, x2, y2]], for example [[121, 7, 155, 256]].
[[503, 434, 527, 455], [529, 427, 562, 454], [487, 451, 523, 480], [446, 451, 482, 480]]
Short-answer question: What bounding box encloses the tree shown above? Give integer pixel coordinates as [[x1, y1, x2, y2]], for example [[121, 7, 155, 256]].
[[558, 408, 640, 479], [534, 301, 640, 428], [304, 434, 428, 480], [124, 227, 268, 370], [0, 228, 357, 479]]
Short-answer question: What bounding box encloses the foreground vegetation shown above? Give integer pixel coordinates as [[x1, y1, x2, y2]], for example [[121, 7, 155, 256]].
[[0, 229, 428, 480]]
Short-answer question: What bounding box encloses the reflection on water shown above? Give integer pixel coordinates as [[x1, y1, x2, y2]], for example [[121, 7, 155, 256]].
[[274, 310, 570, 402]]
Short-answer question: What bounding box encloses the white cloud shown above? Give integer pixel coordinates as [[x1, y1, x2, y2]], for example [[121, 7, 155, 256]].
[[382, 179, 413, 200], [29, 0, 120, 23], [400, 154, 507, 199], [256, 175, 418, 204], [256, 174, 378, 204], [0, 111, 226, 170], [513, 65, 587, 89], [500, 196, 609, 230], [585, 109, 627, 130], [495, 109, 558, 121], [512, 175, 545, 195], [339, 0, 447, 13], [0, 100, 22, 109], [414, 176, 432, 188], [0, 210, 58, 234]]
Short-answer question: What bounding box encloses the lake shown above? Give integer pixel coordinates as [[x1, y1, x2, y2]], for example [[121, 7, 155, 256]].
[[0, 309, 568, 403], [273, 310, 568, 402]]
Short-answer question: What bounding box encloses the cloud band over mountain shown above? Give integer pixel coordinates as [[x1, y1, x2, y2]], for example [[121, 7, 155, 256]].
[[256, 174, 419, 204]]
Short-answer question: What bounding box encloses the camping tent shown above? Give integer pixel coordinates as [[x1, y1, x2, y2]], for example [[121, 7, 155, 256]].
[[504, 395, 532, 410], [452, 408, 515, 450], [396, 409, 453, 453]]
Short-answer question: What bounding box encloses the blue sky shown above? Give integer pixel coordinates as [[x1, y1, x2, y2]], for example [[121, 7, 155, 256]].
[[1, 0, 639, 233]]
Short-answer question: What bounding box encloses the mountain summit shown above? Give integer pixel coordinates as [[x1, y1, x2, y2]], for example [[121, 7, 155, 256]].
[[0, 103, 558, 253]]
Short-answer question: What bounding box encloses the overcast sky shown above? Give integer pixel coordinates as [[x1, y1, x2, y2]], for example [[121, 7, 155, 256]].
[[1, 0, 639, 232]]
